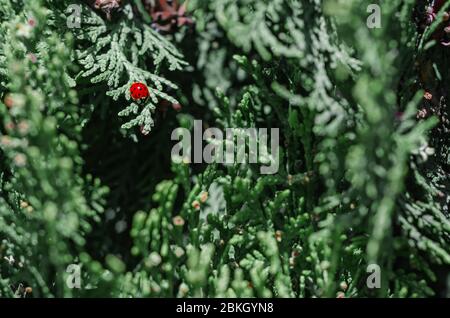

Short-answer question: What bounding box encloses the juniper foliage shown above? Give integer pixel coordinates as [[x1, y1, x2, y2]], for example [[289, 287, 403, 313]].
[[0, 0, 449, 298]]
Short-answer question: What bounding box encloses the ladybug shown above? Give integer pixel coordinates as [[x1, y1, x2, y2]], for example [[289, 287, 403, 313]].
[[130, 82, 150, 101]]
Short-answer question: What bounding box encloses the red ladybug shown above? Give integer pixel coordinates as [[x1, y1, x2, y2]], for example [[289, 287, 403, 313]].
[[130, 82, 150, 101]]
